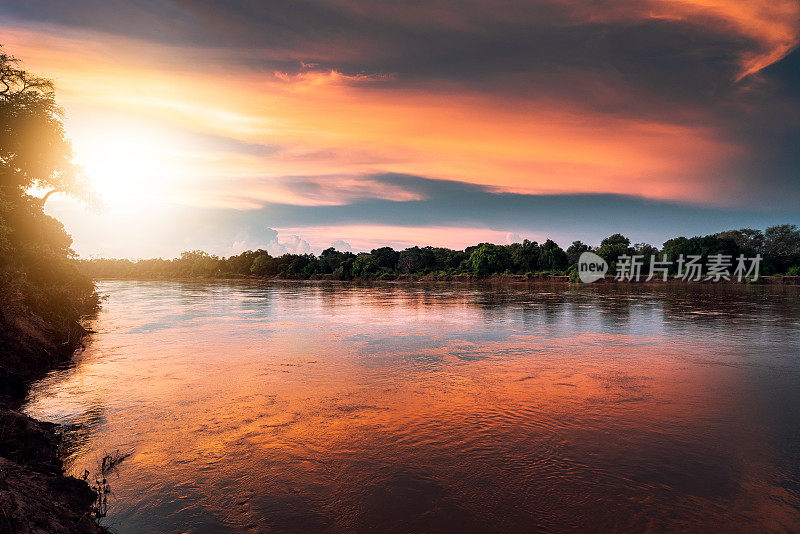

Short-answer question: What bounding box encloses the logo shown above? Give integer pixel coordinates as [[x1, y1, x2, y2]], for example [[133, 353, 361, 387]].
[[578, 251, 608, 283]]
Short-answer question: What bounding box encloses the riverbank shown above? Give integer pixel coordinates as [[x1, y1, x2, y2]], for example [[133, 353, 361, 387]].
[[0, 293, 105, 533]]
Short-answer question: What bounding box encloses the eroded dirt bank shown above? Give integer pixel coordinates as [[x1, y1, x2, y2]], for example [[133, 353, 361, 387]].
[[0, 297, 105, 534]]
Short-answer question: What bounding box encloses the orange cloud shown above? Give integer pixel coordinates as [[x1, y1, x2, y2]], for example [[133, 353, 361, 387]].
[[0, 24, 744, 211], [575, 0, 800, 80], [661, 0, 800, 79]]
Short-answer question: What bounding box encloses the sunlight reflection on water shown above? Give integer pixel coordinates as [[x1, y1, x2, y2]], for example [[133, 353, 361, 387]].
[[23, 281, 800, 533]]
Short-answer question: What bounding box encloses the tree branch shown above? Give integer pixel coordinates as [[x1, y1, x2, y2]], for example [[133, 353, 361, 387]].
[[41, 188, 63, 205]]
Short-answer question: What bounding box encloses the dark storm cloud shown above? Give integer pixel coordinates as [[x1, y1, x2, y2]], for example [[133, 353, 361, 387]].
[[0, 2, 745, 97], [4, 0, 797, 128], [0, 2, 770, 87], [3, 1, 797, 119]]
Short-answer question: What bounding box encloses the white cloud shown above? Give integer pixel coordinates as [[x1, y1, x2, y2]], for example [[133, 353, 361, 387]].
[[330, 240, 353, 252], [229, 240, 249, 255], [505, 232, 523, 244], [264, 228, 311, 256]]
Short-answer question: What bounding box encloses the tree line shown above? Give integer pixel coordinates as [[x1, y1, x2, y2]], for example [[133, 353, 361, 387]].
[[81, 225, 800, 281]]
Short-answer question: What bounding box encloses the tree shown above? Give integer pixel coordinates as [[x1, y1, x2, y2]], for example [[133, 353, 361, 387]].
[[537, 239, 568, 271], [352, 253, 379, 277], [370, 247, 399, 271], [566, 240, 590, 266], [717, 228, 764, 254], [509, 239, 540, 273], [428, 247, 467, 274], [0, 49, 88, 271], [468, 243, 510, 276], [282, 254, 318, 277], [177, 250, 220, 276], [319, 247, 356, 274], [250, 252, 274, 276], [0, 50, 85, 198], [597, 234, 632, 264], [0, 47, 96, 358], [661, 234, 742, 274], [332, 256, 355, 279], [633, 242, 659, 259], [224, 250, 260, 275], [397, 247, 424, 274], [763, 225, 800, 257]]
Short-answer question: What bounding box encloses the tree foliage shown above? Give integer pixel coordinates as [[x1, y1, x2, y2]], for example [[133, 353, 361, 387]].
[[80, 223, 800, 281], [566, 241, 590, 266], [0, 51, 84, 197], [0, 47, 96, 361]]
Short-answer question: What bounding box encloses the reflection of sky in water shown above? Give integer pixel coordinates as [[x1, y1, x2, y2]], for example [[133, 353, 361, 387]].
[[24, 281, 800, 533]]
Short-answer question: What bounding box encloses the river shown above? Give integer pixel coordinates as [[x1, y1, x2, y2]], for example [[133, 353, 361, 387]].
[[23, 280, 800, 532]]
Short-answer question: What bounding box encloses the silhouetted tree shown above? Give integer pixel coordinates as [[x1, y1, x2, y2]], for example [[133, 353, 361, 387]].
[[566, 241, 590, 266], [763, 225, 800, 257], [537, 239, 568, 271], [597, 234, 632, 265], [633, 243, 659, 258], [319, 247, 356, 274], [370, 247, 400, 271], [509, 239, 540, 273], [0, 47, 97, 362], [717, 228, 764, 254], [0, 50, 87, 199], [397, 247, 424, 274]]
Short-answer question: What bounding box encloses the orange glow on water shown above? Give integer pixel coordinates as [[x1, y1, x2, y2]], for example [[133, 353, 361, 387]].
[[23, 282, 800, 531]]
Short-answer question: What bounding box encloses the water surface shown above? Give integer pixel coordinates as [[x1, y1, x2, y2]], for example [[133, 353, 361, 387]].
[[24, 281, 800, 532]]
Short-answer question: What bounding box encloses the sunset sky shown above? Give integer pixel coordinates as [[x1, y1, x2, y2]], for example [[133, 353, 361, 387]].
[[2, 0, 799, 257]]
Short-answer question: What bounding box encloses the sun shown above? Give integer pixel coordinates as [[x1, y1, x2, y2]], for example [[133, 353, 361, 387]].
[[74, 123, 180, 209]]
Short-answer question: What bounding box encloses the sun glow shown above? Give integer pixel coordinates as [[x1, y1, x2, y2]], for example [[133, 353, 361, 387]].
[[74, 123, 184, 209]]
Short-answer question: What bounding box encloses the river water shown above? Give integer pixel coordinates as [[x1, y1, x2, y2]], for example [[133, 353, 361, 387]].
[[23, 280, 800, 532]]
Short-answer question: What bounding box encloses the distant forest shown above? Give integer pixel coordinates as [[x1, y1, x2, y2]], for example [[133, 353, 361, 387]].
[[82, 225, 800, 281]]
